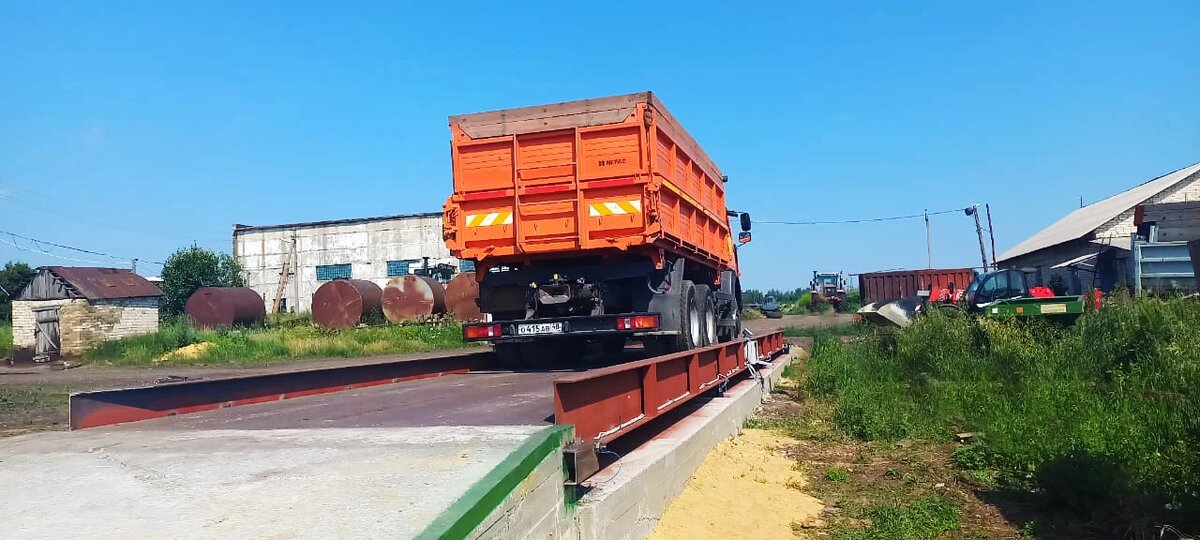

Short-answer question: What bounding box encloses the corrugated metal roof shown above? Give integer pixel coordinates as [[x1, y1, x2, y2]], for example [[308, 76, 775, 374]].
[[232, 212, 442, 235], [46, 266, 163, 300], [997, 162, 1200, 262]]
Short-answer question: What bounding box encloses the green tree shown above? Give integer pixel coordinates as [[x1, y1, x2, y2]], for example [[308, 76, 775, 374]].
[[160, 246, 246, 317], [0, 262, 36, 321]]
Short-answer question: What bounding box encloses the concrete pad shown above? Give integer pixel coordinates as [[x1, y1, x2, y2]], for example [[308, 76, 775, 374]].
[[1, 425, 547, 540]]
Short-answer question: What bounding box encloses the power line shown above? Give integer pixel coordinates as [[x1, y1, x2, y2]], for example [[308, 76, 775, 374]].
[[0, 229, 164, 266], [0, 187, 228, 243], [757, 207, 965, 226], [0, 235, 106, 265]]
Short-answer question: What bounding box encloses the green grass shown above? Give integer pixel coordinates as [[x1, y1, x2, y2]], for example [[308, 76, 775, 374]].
[[782, 323, 862, 340], [84, 320, 474, 366], [0, 386, 65, 413], [799, 294, 1200, 530], [832, 495, 961, 540], [825, 466, 851, 482], [0, 323, 11, 359]]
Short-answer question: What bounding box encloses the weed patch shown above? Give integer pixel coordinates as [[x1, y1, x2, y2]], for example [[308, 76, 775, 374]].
[[0, 323, 11, 359], [84, 320, 474, 366], [800, 295, 1200, 531], [782, 323, 862, 340], [832, 495, 961, 540]]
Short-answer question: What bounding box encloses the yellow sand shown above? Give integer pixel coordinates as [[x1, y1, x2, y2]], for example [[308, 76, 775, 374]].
[[648, 428, 824, 539], [156, 341, 214, 363]]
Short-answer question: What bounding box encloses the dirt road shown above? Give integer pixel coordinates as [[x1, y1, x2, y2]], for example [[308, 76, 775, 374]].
[[744, 313, 855, 334]]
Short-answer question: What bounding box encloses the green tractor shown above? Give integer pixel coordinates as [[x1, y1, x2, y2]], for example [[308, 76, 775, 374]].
[[810, 271, 848, 313]]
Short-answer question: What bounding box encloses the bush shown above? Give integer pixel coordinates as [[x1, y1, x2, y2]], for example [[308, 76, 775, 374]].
[[740, 308, 764, 321], [0, 323, 12, 359], [159, 246, 245, 318], [0, 262, 35, 321], [801, 297, 1200, 529]]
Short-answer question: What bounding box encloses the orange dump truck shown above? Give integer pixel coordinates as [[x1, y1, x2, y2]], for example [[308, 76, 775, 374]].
[[443, 92, 752, 366]]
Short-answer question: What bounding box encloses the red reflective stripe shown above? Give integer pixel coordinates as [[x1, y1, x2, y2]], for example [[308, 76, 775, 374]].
[[460, 189, 512, 201], [523, 184, 572, 195]]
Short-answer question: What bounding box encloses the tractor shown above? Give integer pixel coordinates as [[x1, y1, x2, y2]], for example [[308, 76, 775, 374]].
[[810, 271, 848, 313]]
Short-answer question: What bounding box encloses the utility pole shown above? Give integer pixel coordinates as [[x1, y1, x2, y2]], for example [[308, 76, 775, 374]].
[[985, 204, 997, 269], [924, 209, 932, 269], [966, 204, 989, 270]]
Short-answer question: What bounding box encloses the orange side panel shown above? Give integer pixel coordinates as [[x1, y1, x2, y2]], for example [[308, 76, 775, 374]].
[[446, 94, 734, 273]]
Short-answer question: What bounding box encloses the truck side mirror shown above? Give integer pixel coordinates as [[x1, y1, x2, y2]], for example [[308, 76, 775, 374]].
[[738, 231, 752, 244], [739, 213, 751, 232]]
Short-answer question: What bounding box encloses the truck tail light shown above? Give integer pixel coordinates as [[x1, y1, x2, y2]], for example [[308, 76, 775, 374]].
[[463, 324, 503, 340], [617, 315, 659, 330]]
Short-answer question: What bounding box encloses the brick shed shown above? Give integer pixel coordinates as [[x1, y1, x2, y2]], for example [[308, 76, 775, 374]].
[[997, 162, 1200, 294], [11, 267, 162, 364]]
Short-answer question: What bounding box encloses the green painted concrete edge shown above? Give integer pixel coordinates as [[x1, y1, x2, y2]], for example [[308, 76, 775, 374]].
[[416, 425, 572, 540]]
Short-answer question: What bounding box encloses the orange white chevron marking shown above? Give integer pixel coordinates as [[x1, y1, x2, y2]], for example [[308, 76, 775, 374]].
[[465, 211, 513, 227], [588, 199, 642, 217]]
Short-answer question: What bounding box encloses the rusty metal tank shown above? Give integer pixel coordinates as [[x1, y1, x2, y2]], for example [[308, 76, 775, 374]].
[[445, 272, 482, 321], [381, 275, 447, 323], [185, 287, 266, 329], [311, 279, 383, 329]]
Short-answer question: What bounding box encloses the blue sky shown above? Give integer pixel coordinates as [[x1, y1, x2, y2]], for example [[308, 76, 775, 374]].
[[1, 1, 1197, 289]]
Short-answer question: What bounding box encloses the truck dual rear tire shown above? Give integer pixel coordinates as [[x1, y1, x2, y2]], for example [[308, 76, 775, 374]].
[[645, 279, 724, 356], [694, 284, 716, 346]]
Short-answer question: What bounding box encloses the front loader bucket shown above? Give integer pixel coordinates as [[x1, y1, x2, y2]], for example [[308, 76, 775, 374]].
[[857, 297, 922, 328]]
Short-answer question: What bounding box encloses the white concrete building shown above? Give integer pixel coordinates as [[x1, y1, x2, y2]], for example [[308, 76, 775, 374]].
[[997, 162, 1200, 293], [233, 213, 466, 313]]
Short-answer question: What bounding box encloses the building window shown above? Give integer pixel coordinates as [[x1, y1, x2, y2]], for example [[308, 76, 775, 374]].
[[316, 264, 352, 281], [386, 260, 418, 277], [459, 259, 476, 273]]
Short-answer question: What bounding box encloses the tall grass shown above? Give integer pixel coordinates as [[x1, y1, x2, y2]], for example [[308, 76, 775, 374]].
[[0, 323, 12, 359], [85, 320, 473, 366], [801, 295, 1200, 529], [782, 323, 861, 340]]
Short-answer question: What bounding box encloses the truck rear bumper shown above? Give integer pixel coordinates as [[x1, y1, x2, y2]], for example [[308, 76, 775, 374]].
[[463, 314, 665, 343]]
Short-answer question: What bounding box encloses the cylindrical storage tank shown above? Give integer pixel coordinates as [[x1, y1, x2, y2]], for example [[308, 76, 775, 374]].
[[381, 275, 447, 323], [445, 272, 482, 321], [185, 287, 267, 329], [311, 279, 383, 329]]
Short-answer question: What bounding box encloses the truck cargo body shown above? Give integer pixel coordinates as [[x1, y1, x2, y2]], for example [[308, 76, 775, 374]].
[[443, 93, 745, 365], [858, 268, 976, 305]]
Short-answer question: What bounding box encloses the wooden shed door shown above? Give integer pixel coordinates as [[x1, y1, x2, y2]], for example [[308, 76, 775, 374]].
[[33, 308, 60, 362]]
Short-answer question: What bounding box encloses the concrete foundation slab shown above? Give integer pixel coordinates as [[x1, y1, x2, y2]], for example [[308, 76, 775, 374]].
[[1, 425, 546, 540]]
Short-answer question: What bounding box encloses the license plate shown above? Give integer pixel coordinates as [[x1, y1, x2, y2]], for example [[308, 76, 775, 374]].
[[517, 322, 564, 336]]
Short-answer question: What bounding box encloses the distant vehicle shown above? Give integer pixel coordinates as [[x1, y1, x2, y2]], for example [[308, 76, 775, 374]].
[[760, 296, 783, 319], [859, 268, 1097, 327], [810, 271, 848, 312]]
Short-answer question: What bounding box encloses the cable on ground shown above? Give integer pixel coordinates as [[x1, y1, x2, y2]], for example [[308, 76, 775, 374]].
[[593, 446, 623, 485]]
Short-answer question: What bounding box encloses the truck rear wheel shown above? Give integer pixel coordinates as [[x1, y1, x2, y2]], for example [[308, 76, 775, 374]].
[[645, 280, 698, 356], [719, 305, 742, 343], [694, 284, 716, 346]]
